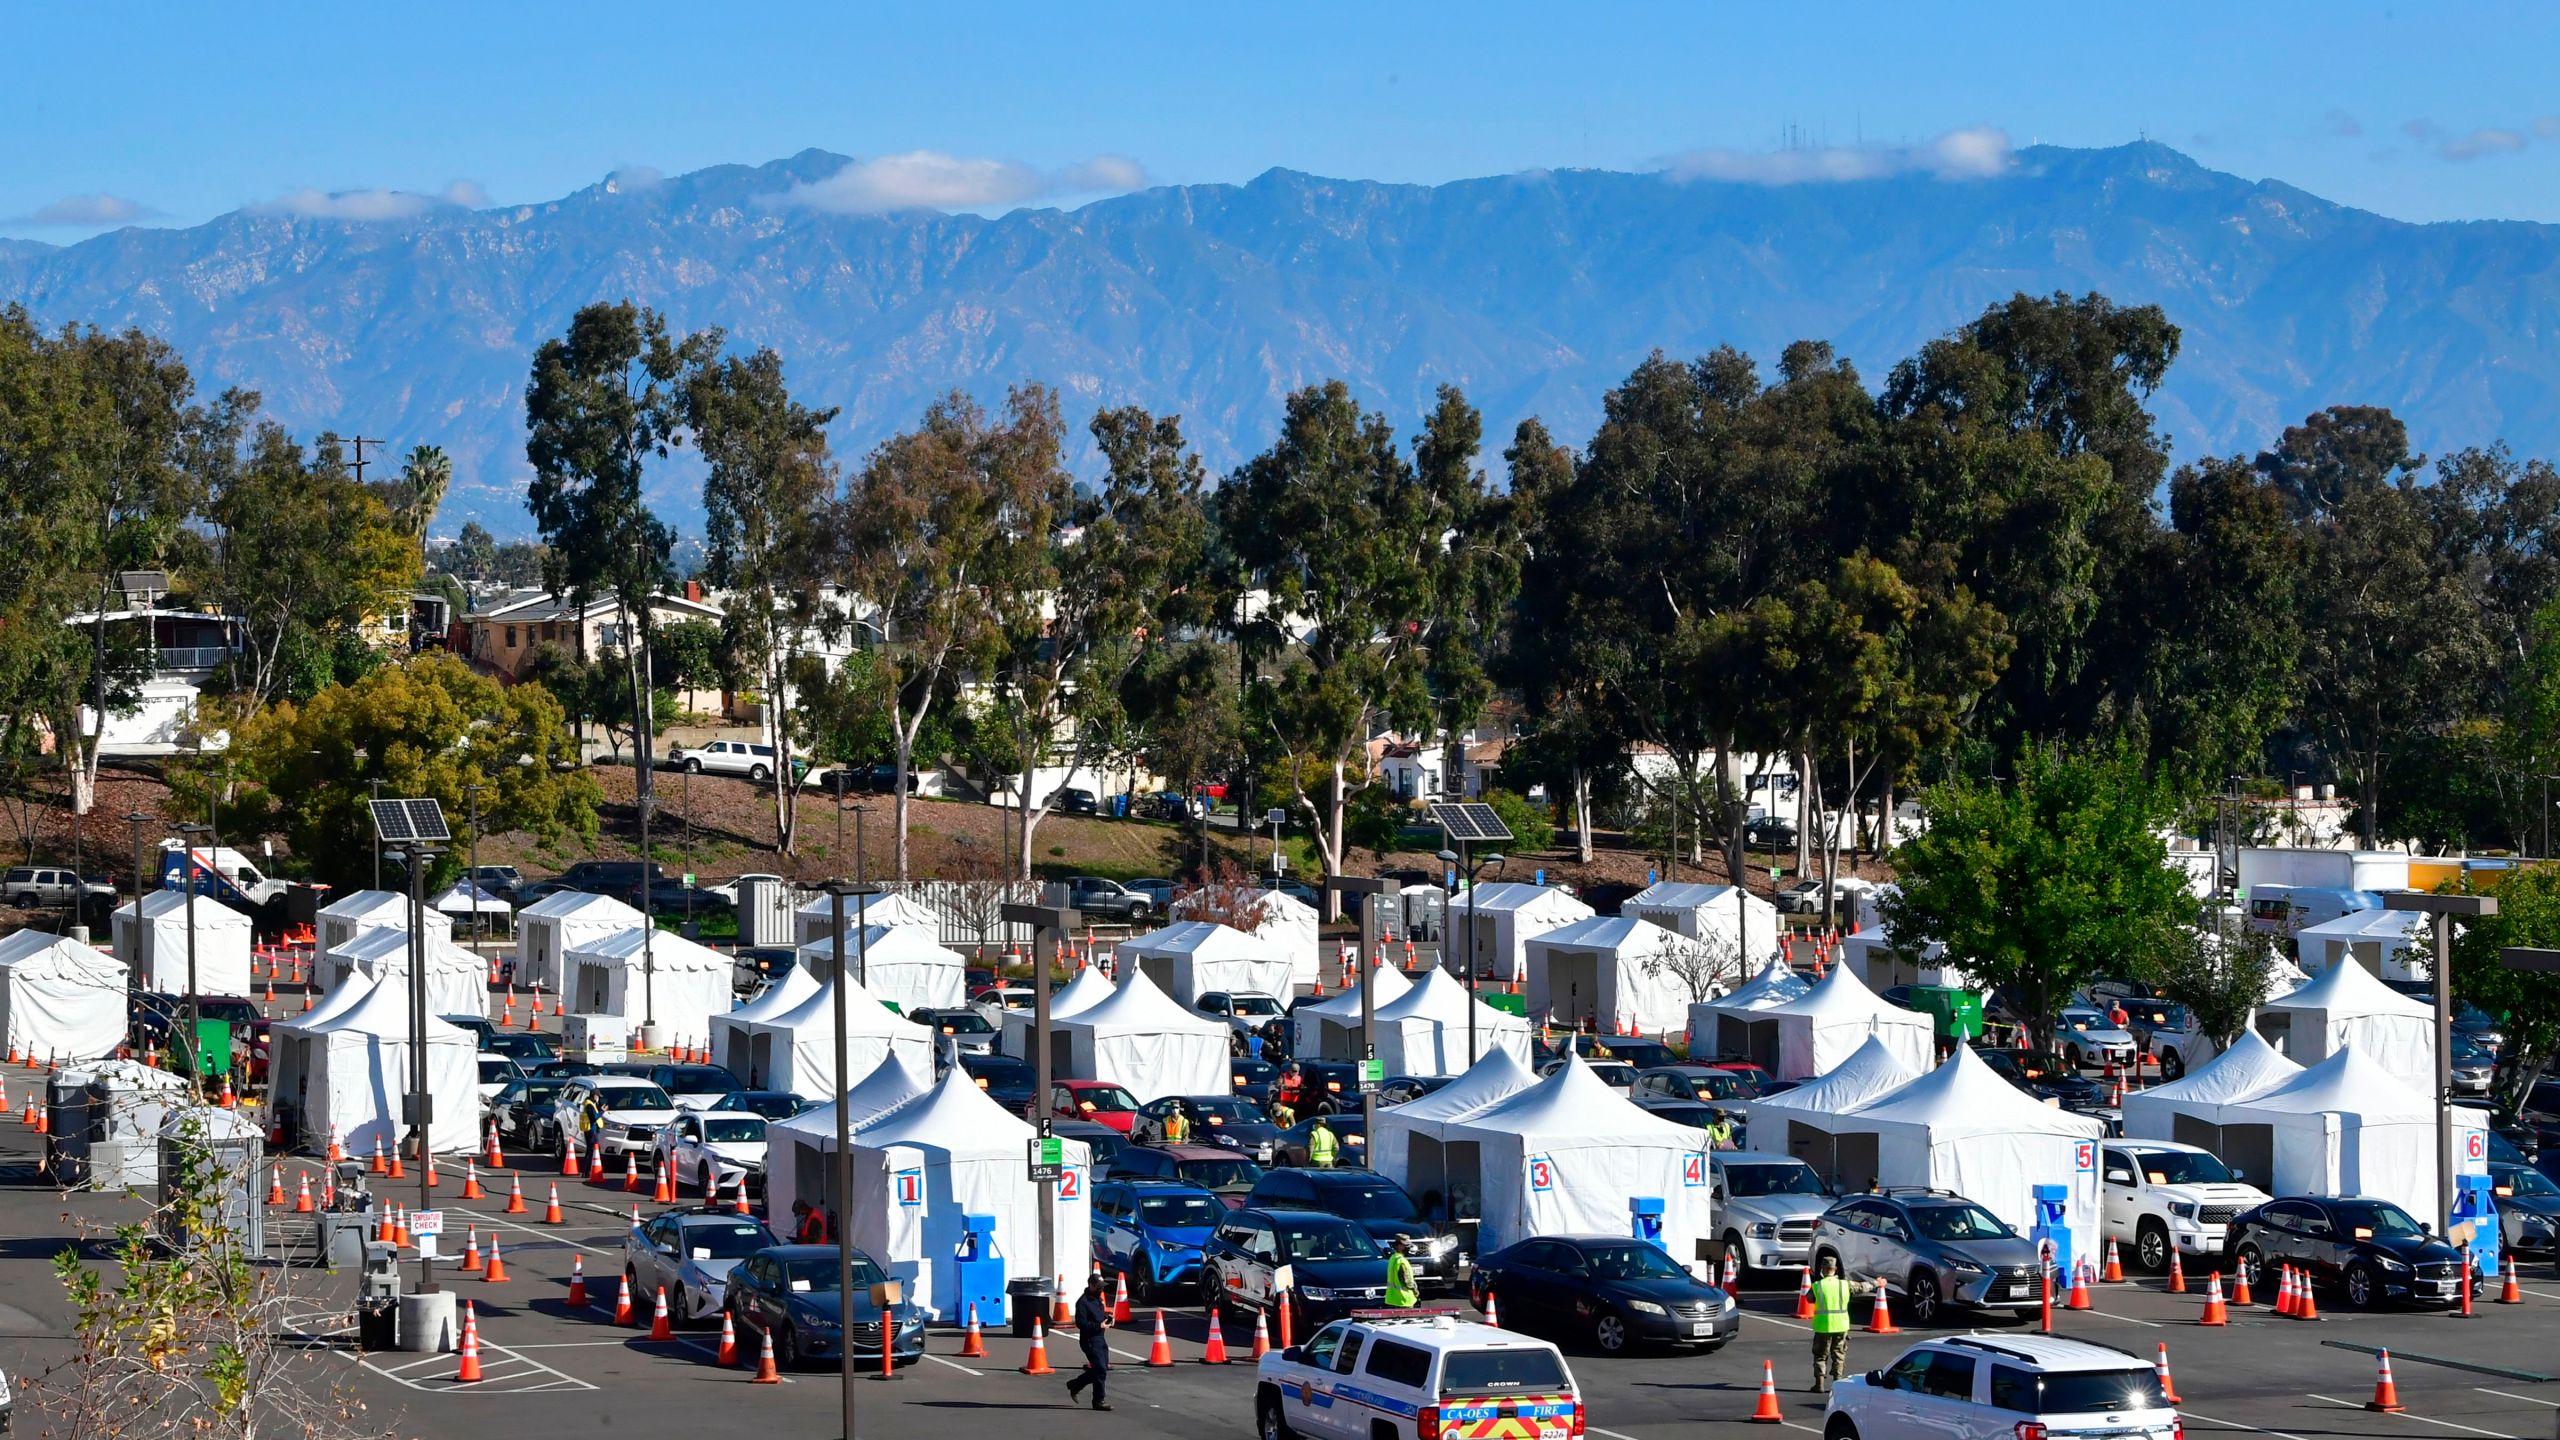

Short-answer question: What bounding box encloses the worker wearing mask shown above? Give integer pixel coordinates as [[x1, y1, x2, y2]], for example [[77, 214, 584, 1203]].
[[1808, 1253, 1882, 1393], [1305, 1117, 1339, 1168]]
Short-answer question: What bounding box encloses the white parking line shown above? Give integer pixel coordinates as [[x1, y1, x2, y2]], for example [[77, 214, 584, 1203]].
[[2307, 1395, 2521, 1439], [2476, 1390, 2560, 1410], [2181, 1410, 2316, 1440], [1752, 1311, 1811, 1332], [2067, 1306, 2164, 1329], [356, 1336, 601, 1393], [923, 1353, 984, 1376]]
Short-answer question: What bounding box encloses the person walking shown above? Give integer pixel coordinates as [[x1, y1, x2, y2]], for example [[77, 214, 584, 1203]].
[[1305, 1117, 1339, 1168], [1808, 1253, 1880, 1393], [1064, 1273, 1113, 1411], [1384, 1245, 1419, 1308]]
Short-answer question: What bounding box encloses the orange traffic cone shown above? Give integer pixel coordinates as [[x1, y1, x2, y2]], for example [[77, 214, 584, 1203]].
[[462, 1159, 484, 1201], [485, 1235, 509, 1283], [2232, 1267, 2254, 1307], [1277, 1293, 1293, 1349], [370, 1139, 388, 1176], [2068, 1260, 2093, 1311], [960, 1303, 987, 1358], [567, 1254, 588, 1307], [733, 1174, 752, 1216], [1250, 1309, 1271, 1359], [218, 1074, 236, 1108], [1482, 1289, 1499, 1328], [455, 1301, 484, 1383], [653, 1162, 674, 1205], [425, 1153, 438, 1189], [2165, 1252, 2185, 1294], [563, 1136, 582, 1177], [1722, 1251, 1740, 1297], [1019, 1317, 1055, 1375], [294, 1172, 315, 1213], [2153, 1342, 2182, 1402], [16, 1094, 31, 1126], [485, 1124, 504, 1169], [1112, 1273, 1131, 1324], [1053, 1276, 1073, 1328], [2499, 1267, 2524, 1305], [2198, 1272, 2227, 1326], [649, 1286, 673, 1340], [387, 1147, 404, 1180], [589, 1144, 606, 1184], [2276, 1265, 2297, 1317], [327, 1126, 343, 1163], [268, 1164, 286, 1206], [1146, 1309, 1175, 1366], [613, 1274, 635, 1326], [1201, 1310, 1229, 1364], [624, 1152, 641, 1193], [717, 1310, 739, 1366], [751, 1326, 781, 1382], [1795, 1265, 1816, 1319], [1748, 1359, 1785, 1423], [2295, 1270, 2319, 1321], [505, 1173, 527, 1214], [1867, 1287, 1899, 1334], [2103, 1237, 2124, 1283], [460, 1227, 483, 1273], [2366, 1349, 2404, 1412], [545, 1182, 565, 1224]]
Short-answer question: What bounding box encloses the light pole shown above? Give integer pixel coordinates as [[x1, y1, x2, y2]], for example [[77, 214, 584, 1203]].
[[1264, 808, 1287, 879], [2381, 889, 2496, 1234], [370, 778, 385, 891], [1002, 898, 1082, 1321], [1322, 876, 1401, 1147], [175, 823, 211, 1093], [1437, 848, 1504, 1064], [121, 810, 153, 975], [825, 878, 881, 1435], [462, 783, 485, 952], [404, 839, 443, 1294]]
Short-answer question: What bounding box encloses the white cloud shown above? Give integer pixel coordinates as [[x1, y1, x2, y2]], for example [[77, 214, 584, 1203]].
[[2440, 127, 2529, 161], [2320, 109, 2363, 139], [1661, 126, 2014, 185], [13, 192, 161, 226], [258, 179, 487, 221], [776, 150, 1150, 214]]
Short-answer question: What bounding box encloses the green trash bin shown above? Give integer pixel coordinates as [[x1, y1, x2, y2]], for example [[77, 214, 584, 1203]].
[[1906, 986, 1983, 1041]]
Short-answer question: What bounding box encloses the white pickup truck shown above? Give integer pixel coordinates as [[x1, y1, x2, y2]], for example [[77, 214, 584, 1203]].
[[2099, 1139, 2270, 1272]]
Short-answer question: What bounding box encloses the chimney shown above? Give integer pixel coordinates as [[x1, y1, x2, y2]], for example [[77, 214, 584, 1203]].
[[685, 579, 703, 602]]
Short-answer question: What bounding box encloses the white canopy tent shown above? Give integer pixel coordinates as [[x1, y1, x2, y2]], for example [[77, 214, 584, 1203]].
[[317, 889, 453, 957], [742, 974, 931, 1099], [267, 970, 382, 1140], [766, 1050, 931, 1229], [2211, 1047, 2487, 1224], [323, 926, 489, 1019], [2118, 1029, 2304, 1179], [1434, 1056, 1716, 1265], [1291, 962, 1415, 1060], [794, 890, 942, 949], [1114, 922, 1292, 1008], [2256, 958, 2435, 1089], [2294, 909, 2430, 982], [794, 924, 967, 1013], [1839, 931, 1963, 991], [1372, 968, 1535, 1077], [0, 930, 127, 1062], [514, 891, 644, 993], [113, 889, 253, 997], [429, 881, 514, 929], [292, 972, 479, 1156], [563, 928, 735, 1054], [1619, 882, 1780, 969], [1753, 964, 1936, 1080], [1524, 915, 1696, 1037], [1801, 1045, 2104, 1264], [1449, 883, 1593, 982], [1172, 887, 1323, 987], [1054, 969, 1229, 1101], [1686, 959, 1809, 1058], [1371, 1045, 1536, 1193], [709, 963, 821, 1079], [998, 965, 1116, 1060], [1742, 1034, 1922, 1180], [847, 1067, 1094, 1320]]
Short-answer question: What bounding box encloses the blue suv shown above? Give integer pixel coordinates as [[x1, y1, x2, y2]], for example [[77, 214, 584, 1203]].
[[1091, 1179, 1226, 1303]]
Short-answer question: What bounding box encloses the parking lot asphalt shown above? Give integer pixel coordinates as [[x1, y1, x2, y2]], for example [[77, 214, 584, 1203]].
[[1, 1086, 2556, 1440]]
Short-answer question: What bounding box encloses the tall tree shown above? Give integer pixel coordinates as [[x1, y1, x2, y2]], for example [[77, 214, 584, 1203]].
[[690, 347, 839, 854], [1501, 417, 1623, 863], [392, 443, 451, 543], [2136, 457, 2305, 788], [1411, 387, 1521, 785]]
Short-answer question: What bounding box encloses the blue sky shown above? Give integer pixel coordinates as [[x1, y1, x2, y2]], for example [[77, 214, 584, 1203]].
[[11, 3, 2560, 240]]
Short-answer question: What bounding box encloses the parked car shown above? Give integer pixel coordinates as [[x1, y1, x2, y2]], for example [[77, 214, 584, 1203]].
[[551, 1075, 680, 1167], [1710, 1151, 1833, 1276], [445, 1013, 499, 1048], [2450, 1034, 2496, 1097], [1970, 1046, 2112, 1114], [722, 1244, 924, 1370], [906, 1006, 997, 1055], [2097, 1139, 2269, 1271], [2055, 1007, 2138, 1071], [1053, 1117, 1133, 1179], [1195, 990, 1287, 1035], [1244, 1167, 1467, 1293], [1374, 1073, 1450, 1107], [669, 739, 799, 782], [1811, 1190, 2046, 1326], [1136, 1095, 1281, 1160], [954, 1052, 1037, 1112], [654, 1110, 769, 1196], [732, 946, 798, 994], [1063, 876, 1152, 922], [488, 1077, 567, 1148], [483, 1031, 558, 1064], [603, 1061, 743, 1110], [1745, 815, 1799, 849], [2490, 1161, 2560, 1256], [468, 864, 524, 901], [1470, 1234, 1739, 1354], [1272, 1112, 1367, 1168], [518, 859, 662, 908], [1042, 1079, 1144, 1133], [2225, 1195, 2465, 1309], [1230, 1057, 1280, 1107], [1056, 787, 1100, 816], [1203, 1206, 1390, 1330], [1108, 1143, 1264, 1205], [708, 1089, 809, 1123], [1126, 878, 1178, 909], [1537, 1057, 1637, 1090], [1774, 878, 1834, 916], [1253, 1311, 1581, 1440], [1634, 1065, 1756, 1105], [1091, 1178, 1224, 1302], [3, 866, 113, 908], [523, 1058, 597, 1081], [1826, 1334, 2172, 1440], [624, 1207, 778, 1323], [476, 1054, 526, 1102]]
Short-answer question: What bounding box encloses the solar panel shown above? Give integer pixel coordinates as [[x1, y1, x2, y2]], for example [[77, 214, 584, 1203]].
[[369, 797, 451, 844], [1429, 801, 1513, 844]]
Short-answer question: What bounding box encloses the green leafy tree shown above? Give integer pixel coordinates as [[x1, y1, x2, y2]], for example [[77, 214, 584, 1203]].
[[444, 519, 500, 582], [2144, 927, 2280, 1051], [1499, 417, 1624, 864], [2448, 865, 2560, 1111]]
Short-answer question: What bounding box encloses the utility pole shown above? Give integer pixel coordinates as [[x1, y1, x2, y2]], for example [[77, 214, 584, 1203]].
[[1323, 876, 1400, 1145], [462, 784, 484, 953], [122, 811, 153, 975], [2382, 889, 2496, 1234], [1002, 899, 1082, 1311], [175, 823, 211, 1093], [370, 779, 385, 890], [824, 880, 878, 1440], [405, 839, 442, 1294]]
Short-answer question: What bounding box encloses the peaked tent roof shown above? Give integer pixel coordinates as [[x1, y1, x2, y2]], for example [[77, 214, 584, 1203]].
[[1843, 1044, 2103, 1140], [1117, 920, 1280, 960], [322, 968, 472, 1043], [280, 970, 381, 1034], [2297, 908, 2428, 944], [0, 928, 122, 978], [855, 1064, 1036, 1155], [1710, 958, 1810, 1011], [2135, 1028, 2302, 1108], [1046, 964, 1120, 1020], [1759, 959, 1907, 1021], [430, 881, 514, 913], [1446, 1054, 1705, 1146], [1376, 967, 1514, 1025], [122, 888, 252, 924], [1624, 881, 1768, 912], [1749, 1034, 1920, 1116], [1068, 967, 1226, 1033], [518, 889, 645, 924], [1461, 882, 1593, 916], [795, 890, 941, 931], [727, 962, 822, 1026], [2231, 1045, 2429, 1120], [2263, 951, 2433, 1018], [1529, 915, 1672, 952], [770, 973, 915, 1038], [573, 925, 730, 973], [777, 1049, 932, 1141], [1382, 1045, 1534, 1126], [318, 889, 412, 923], [1295, 961, 1413, 1022], [334, 924, 479, 970]]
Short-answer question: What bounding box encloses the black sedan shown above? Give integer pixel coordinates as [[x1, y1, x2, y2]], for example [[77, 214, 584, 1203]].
[[1136, 1095, 1282, 1162], [711, 1089, 812, 1122], [1231, 1057, 1278, 1108], [1470, 1235, 1740, 1354], [2226, 1196, 2466, 1309], [956, 1052, 1038, 1112], [488, 1078, 567, 1147], [722, 1245, 925, 1370], [2490, 1162, 2560, 1256], [1971, 1046, 2112, 1113]]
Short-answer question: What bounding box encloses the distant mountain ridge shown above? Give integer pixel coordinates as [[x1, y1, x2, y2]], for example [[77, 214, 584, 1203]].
[[7, 141, 2560, 534]]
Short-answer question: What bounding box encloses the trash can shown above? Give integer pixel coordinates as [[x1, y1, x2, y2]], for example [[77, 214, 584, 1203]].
[[356, 1294, 399, 1351], [1006, 1276, 1053, 1337]]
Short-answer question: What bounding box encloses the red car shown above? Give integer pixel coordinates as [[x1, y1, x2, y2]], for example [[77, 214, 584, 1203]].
[[1041, 1080, 1143, 1133]]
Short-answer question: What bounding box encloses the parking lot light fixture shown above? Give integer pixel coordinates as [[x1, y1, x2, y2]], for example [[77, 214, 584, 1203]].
[[2380, 889, 2496, 1235]]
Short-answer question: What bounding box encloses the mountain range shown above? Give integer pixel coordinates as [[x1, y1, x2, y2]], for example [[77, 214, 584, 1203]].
[[6, 141, 2560, 534]]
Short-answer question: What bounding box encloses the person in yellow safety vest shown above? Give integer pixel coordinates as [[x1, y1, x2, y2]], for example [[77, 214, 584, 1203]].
[[1808, 1253, 1881, 1393], [1383, 1247, 1419, 1308], [1704, 1111, 1737, 1151], [1160, 1106, 1190, 1145], [1305, 1118, 1339, 1168]]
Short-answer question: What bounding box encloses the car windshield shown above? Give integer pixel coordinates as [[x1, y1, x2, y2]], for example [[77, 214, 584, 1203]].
[[1587, 1066, 1635, 1088], [702, 1117, 765, 1144], [1233, 1061, 1276, 1083], [1137, 1193, 1225, 1228], [963, 1057, 1035, 1086], [1909, 1204, 2013, 1241], [1441, 1348, 1571, 1395], [2127, 1150, 2235, 1186], [1177, 1158, 1265, 1191], [2498, 1168, 2560, 1198], [1069, 1086, 1139, 1113], [2062, 1011, 2111, 1030], [1581, 1242, 1690, 1280], [929, 1012, 994, 1034], [681, 1221, 773, 1259], [479, 1059, 517, 1079], [1725, 1162, 1827, 1198], [1320, 1181, 1420, 1220], [781, 1254, 885, 1290], [1188, 1098, 1265, 1124], [1274, 1219, 1384, 1261], [599, 1083, 674, 1110], [2130, 1003, 2188, 1029], [1227, 995, 1283, 1017], [721, 1094, 803, 1120], [1686, 1071, 1751, 1099], [663, 1067, 736, 1093], [2330, 1200, 2424, 1238]]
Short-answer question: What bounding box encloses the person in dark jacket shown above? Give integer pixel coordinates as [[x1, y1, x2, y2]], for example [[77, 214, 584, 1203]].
[[1064, 1274, 1112, 1410]]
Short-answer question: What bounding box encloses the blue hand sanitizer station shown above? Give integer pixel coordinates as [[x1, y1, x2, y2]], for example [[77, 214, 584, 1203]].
[[1629, 1196, 1666, 1252], [2028, 1183, 2072, 1281], [952, 1212, 1006, 1327], [2452, 1173, 2501, 1279]]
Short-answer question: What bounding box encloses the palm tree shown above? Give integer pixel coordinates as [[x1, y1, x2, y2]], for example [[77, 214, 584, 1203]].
[[397, 444, 452, 543]]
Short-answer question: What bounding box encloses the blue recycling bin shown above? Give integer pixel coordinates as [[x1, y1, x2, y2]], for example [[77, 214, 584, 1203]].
[[2028, 1183, 2072, 1281], [952, 1213, 1007, 1326], [1629, 1197, 1666, 1252]]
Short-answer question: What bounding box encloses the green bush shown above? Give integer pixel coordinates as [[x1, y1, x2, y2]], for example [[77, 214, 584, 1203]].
[[1484, 789, 1555, 853]]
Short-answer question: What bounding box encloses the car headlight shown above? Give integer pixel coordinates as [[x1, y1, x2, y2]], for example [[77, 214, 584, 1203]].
[[1948, 1258, 1988, 1275], [1628, 1299, 1667, 1316], [1297, 1286, 1335, 1301], [803, 1312, 841, 1334], [1213, 1133, 1240, 1148], [1429, 1234, 1458, 1256], [2167, 1202, 2198, 1221], [1158, 1239, 1197, 1255], [2378, 1255, 2410, 1272], [1747, 1223, 1777, 1238]]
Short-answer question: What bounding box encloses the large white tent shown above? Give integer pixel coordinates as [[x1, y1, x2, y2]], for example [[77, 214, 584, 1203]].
[[2118, 1029, 2305, 1175], [1524, 915, 1695, 1036], [267, 970, 380, 1126], [563, 928, 735, 1053], [1291, 962, 1415, 1059], [1795, 1045, 2104, 1264], [741, 974, 931, 1099], [1619, 882, 1780, 969], [1742, 1034, 1921, 1177], [1372, 968, 1535, 1077], [2211, 1046, 2487, 1224], [1054, 969, 1229, 1101], [514, 891, 644, 993], [794, 924, 967, 1013], [323, 926, 489, 1018], [113, 889, 253, 997], [1686, 959, 1809, 1059], [997, 965, 1116, 1060], [767, 1050, 931, 1227], [2256, 957, 2435, 1088], [1434, 1056, 1716, 1266], [1114, 922, 1292, 1008], [1371, 1045, 1536, 1191], [2294, 909, 2431, 982], [794, 890, 942, 949], [1752, 964, 1935, 1080], [317, 889, 453, 956], [709, 962, 821, 1079], [1839, 931, 1962, 991], [848, 1067, 1094, 1320], [429, 881, 513, 930], [1172, 887, 1323, 987], [0, 930, 127, 1061], [1449, 883, 1594, 982], [288, 972, 479, 1156]]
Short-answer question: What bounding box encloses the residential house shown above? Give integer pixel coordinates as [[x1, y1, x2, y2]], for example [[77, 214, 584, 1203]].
[[462, 588, 728, 713]]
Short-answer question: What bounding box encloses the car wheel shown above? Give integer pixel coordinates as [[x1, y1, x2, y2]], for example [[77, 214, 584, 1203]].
[[671, 1285, 690, 1325], [750, 765, 771, 783], [1257, 1389, 1296, 1440], [2235, 1243, 2267, 1289], [1591, 1309, 1629, 1354], [775, 1322, 800, 1370], [1722, 1231, 1750, 1280], [1132, 1254, 1156, 1307], [1825, 1419, 1861, 1440], [2343, 1263, 2377, 1311], [2136, 1221, 2171, 1273], [2161, 1050, 2185, 1081], [1905, 1268, 1942, 1326], [682, 757, 702, 773]]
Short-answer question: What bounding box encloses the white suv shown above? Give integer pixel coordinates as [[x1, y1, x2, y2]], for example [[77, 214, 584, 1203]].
[[2099, 1140, 2270, 1272], [671, 740, 793, 782], [1826, 1335, 2177, 1440], [1255, 1311, 1584, 1440]]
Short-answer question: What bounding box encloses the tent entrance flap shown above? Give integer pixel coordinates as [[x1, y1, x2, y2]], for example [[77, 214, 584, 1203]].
[[2218, 1124, 2277, 1187], [2170, 1114, 2222, 1154], [1134, 955, 1178, 998], [1548, 953, 1601, 1028], [1787, 1122, 1878, 1194], [1743, 1018, 1782, 1073]]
